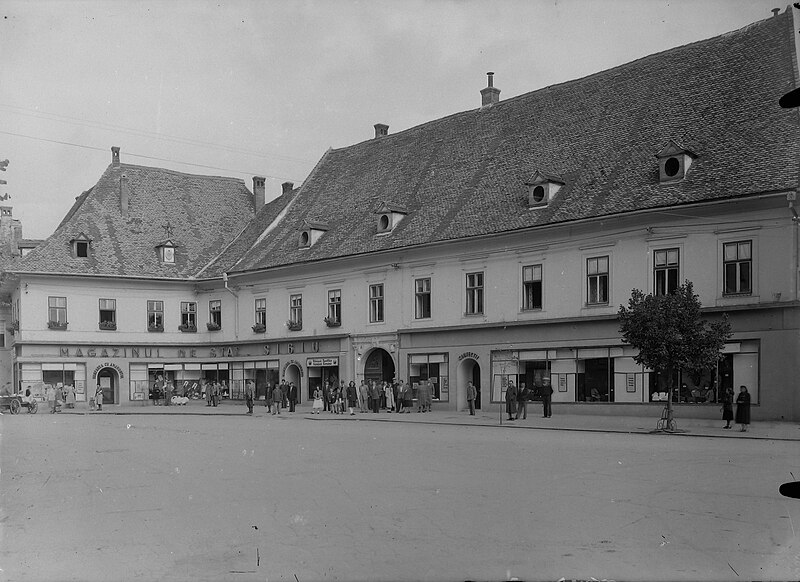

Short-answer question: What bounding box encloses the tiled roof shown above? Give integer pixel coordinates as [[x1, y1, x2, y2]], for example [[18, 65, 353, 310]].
[[14, 164, 255, 279], [229, 12, 800, 274]]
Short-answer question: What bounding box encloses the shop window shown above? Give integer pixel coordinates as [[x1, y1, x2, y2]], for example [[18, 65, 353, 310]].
[[99, 298, 116, 330], [179, 301, 197, 332], [522, 265, 542, 310], [415, 278, 431, 319], [208, 300, 221, 330], [465, 272, 484, 315], [369, 284, 384, 323], [147, 300, 164, 331], [47, 296, 67, 328], [723, 240, 752, 295], [577, 357, 614, 402], [408, 353, 449, 401], [326, 290, 341, 326], [519, 359, 552, 401], [587, 256, 609, 305], [654, 248, 679, 296]]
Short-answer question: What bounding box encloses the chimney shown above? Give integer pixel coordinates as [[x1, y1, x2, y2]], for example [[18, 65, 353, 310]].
[[253, 176, 266, 209], [281, 181, 294, 196], [772, 7, 780, 17], [374, 124, 389, 139], [120, 173, 130, 216], [480, 72, 500, 106], [111, 146, 120, 167]]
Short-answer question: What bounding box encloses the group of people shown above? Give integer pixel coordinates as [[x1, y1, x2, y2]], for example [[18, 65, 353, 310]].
[[257, 380, 298, 415], [504, 381, 554, 420], [721, 385, 751, 431], [44, 383, 77, 413]]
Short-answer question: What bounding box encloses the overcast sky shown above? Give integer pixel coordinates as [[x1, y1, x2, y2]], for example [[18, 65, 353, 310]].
[[0, 0, 790, 240]]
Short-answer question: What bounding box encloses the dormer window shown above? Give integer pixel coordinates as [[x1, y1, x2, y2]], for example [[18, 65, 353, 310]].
[[524, 171, 564, 208], [156, 240, 177, 264], [70, 233, 92, 258], [299, 221, 328, 248], [656, 140, 697, 183], [375, 202, 408, 234]]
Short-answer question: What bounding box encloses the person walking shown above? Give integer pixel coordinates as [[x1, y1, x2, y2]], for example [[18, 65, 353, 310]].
[[95, 383, 104, 411], [505, 381, 517, 421], [288, 382, 297, 413], [272, 383, 282, 415], [542, 381, 554, 418], [244, 380, 255, 414], [721, 386, 734, 429], [516, 382, 529, 420], [466, 381, 477, 415], [735, 385, 751, 432]]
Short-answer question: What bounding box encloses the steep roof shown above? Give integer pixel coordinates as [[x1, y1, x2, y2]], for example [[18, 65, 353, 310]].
[[229, 11, 800, 274], [13, 163, 255, 279]]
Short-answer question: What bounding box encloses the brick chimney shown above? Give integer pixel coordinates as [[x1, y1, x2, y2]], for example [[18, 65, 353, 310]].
[[480, 72, 500, 106], [120, 173, 130, 216], [281, 181, 294, 196], [253, 176, 266, 209], [111, 146, 120, 167], [374, 124, 389, 139]]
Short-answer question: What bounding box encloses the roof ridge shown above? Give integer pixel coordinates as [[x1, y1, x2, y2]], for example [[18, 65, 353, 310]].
[[116, 162, 247, 184]]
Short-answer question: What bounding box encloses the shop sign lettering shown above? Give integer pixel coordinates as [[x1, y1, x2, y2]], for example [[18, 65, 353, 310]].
[[458, 352, 480, 361], [92, 362, 125, 379], [306, 357, 339, 367]]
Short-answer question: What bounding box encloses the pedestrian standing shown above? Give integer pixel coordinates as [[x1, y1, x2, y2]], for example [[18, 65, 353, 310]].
[[95, 384, 104, 411], [466, 381, 477, 416], [46, 384, 56, 413], [280, 380, 288, 409], [402, 381, 413, 413], [721, 387, 734, 429], [54, 383, 64, 413], [359, 380, 369, 413], [516, 382, 529, 420], [392, 380, 400, 412], [384, 381, 395, 413], [272, 384, 282, 415], [244, 380, 255, 414], [347, 381, 358, 415], [288, 382, 297, 412], [542, 381, 553, 418], [370, 381, 381, 413], [505, 381, 517, 421], [65, 384, 76, 409], [735, 385, 751, 432], [312, 387, 324, 414], [264, 382, 272, 413]]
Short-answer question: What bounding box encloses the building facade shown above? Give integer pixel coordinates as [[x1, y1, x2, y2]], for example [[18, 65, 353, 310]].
[[3, 10, 799, 419]]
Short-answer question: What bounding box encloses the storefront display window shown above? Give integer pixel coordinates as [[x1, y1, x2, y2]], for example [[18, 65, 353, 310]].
[[408, 353, 448, 402]]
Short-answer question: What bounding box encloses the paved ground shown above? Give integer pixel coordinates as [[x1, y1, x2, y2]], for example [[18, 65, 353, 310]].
[[2, 402, 799, 581]]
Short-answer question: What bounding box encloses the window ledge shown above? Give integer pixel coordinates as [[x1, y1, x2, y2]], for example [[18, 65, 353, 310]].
[[98, 322, 117, 331], [47, 321, 68, 330], [206, 323, 221, 331], [148, 325, 164, 332], [178, 324, 197, 333], [252, 324, 266, 333]]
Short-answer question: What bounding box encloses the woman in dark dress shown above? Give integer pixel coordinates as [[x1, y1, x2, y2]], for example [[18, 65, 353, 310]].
[[721, 387, 734, 429], [735, 385, 751, 432]]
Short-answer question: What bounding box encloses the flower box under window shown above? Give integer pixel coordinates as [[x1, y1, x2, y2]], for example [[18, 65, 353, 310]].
[[206, 322, 221, 331], [98, 321, 117, 331], [323, 316, 341, 328], [47, 320, 68, 330], [252, 323, 266, 333], [287, 320, 303, 331], [178, 324, 197, 333], [148, 324, 164, 332], [7, 321, 19, 334]]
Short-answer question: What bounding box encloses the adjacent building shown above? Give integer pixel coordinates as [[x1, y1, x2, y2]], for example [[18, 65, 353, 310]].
[[3, 10, 799, 419]]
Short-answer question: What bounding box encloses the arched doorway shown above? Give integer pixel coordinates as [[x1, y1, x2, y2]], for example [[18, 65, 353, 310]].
[[456, 358, 481, 411], [284, 364, 302, 403], [96, 367, 118, 405], [363, 348, 395, 383]]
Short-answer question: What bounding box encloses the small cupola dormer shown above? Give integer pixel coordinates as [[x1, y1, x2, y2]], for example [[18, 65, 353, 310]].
[[375, 202, 408, 234], [656, 140, 697, 183], [156, 239, 177, 264], [298, 220, 328, 248], [524, 171, 565, 208], [70, 232, 93, 258]]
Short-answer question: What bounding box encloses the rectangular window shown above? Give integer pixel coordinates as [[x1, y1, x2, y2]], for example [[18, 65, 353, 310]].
[[415, 278, 431, 319], [369, 284, 384, 323], [181, 301, 197, 327], [99, 299, 116, 324], [147, 300, 164, 329], [465, 272, 484, 315], [522, 265, 543, 310], [209, 300, 221, 327], [587, 256, 609, 305], [654, 248, 679, 296], [408, 353, 449, 402], [723, 241, 752, 295], [290, 294, 303, 325], [254, 298, 266, 326], [327, 289, 341, 324], [48, 296, 67, 324]]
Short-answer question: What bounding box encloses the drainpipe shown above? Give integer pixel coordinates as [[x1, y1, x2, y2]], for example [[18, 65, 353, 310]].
[[223, 273, 239, 339]]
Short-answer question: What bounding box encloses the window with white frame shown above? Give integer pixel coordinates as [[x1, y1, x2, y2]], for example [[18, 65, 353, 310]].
[[181, 301, 197, 328], [369, 284, 384, 323], [255, 298, 266, 326], [290, 294, 303, 325], [522, 265, 543, 310], [327, 290, 341, 324], [465, 272, 484, 315], [147, 300, 163, 330], [99, 299, 116, 325], [415, 278, 431, 319], [48, 296, 67, 324], [654, 248, 680, 296], [209, 300, 221, 328], [723, 240, 752, 295], [587, 256, 609, 305]]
